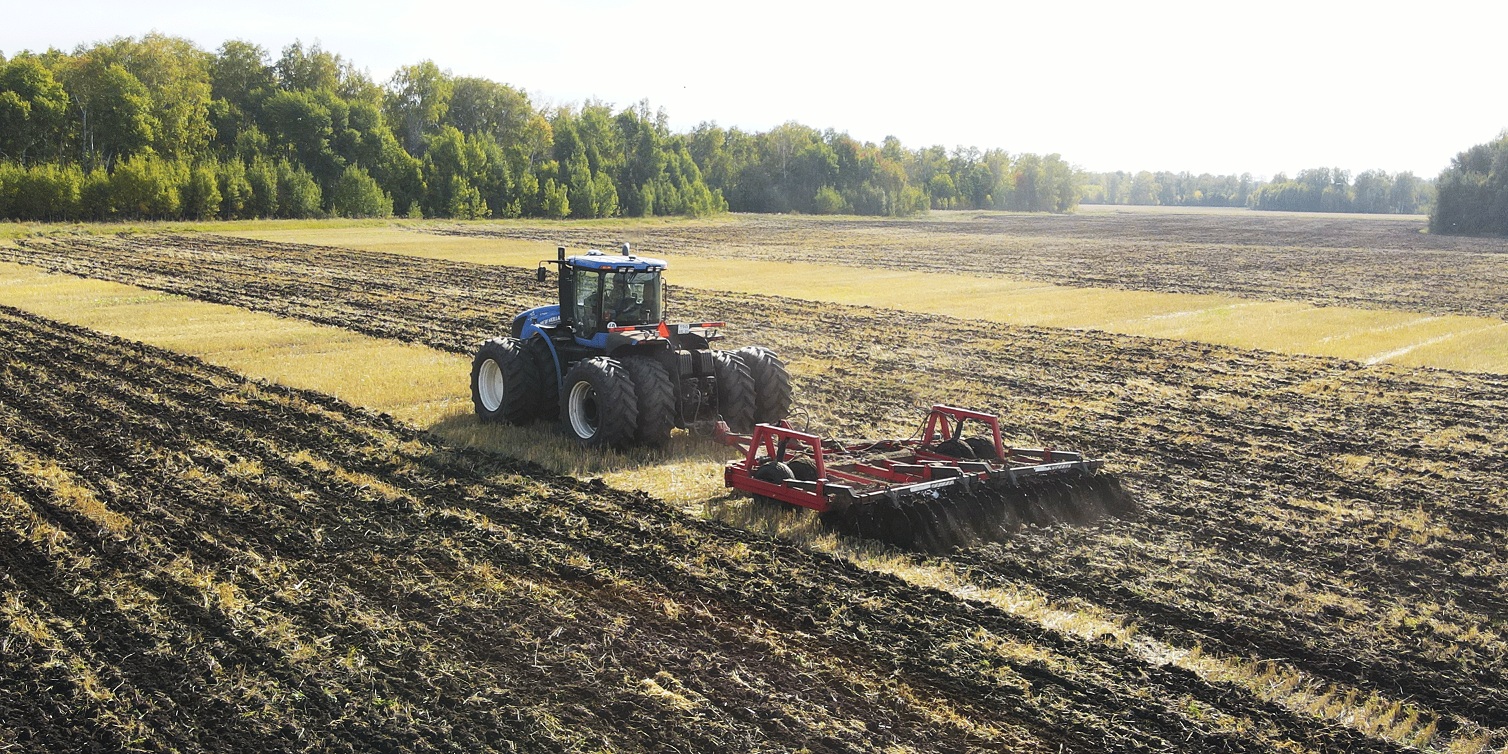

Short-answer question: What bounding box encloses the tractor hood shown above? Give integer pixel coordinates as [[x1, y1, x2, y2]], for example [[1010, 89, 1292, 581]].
[[517, 304, 561, 328]]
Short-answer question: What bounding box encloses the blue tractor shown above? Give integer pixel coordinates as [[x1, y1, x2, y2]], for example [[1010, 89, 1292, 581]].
[[470, 244, 792, 447]]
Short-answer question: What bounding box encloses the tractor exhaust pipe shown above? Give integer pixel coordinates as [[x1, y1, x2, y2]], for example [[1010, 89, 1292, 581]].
[[557, 245, 566, 261]]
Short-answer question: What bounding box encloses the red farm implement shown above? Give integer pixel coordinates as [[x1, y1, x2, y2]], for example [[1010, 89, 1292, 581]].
[[720, 405, 1133, 551]]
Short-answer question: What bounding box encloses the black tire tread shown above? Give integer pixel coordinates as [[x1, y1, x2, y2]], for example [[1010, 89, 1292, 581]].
[[471, 337, 542, 425], [712, 350, 757, 434], [525, 336, 559, 417], [736, 345, 794, 426], [623, 355, 676, 446], [560, 357, 638, 448]]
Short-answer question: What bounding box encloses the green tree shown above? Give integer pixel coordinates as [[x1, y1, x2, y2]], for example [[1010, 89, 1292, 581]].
[[94, 34, 213, 160], [1129, 171, 1160, 205], [541, 177, 569, 219], [79, 167, 112, 219], [274, 159, 321, 218], [3, 163, 81, 220], [209, 40, 275, 152], [330, 164, 393, 217], [1431, 132, 1508, 236], [813, 185, 847, 214], [1390, 172, 1425, 214], [275, 41, 341, 92], [59, 55, 155, 170], [111, 154, 180, 218], [445, 175, 488, 219], [0, 57, 69, 163], [385, 60, 451, 155], [260, 89, 348, 188], [179, 163, 222, 219], [216, 158, 251, 218], [212, 40, 275, 112], [244, 157, 278, 217]]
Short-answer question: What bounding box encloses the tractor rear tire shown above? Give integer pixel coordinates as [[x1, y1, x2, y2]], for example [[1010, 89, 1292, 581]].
[[471, 337, 542, 424], [623, 355, 676, 447], [736, 346, 793, 426], [560, 357, 638, 448], [712, 350, 757, 434]]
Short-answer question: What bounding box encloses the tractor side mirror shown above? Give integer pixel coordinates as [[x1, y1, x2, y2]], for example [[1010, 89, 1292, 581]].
[[536, 266, 548, 283]]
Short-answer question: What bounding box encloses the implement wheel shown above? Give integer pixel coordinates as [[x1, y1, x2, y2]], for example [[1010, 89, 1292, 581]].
[[622, 355, 676, 447], [712, 350, 757, 434], [471, 337, 542, 424], [935, 439, 975, 459], [736, 345, 793, 426], [751, 461, 797, 510], [965, 437, 999, 461], [561, 357, 638, 448]]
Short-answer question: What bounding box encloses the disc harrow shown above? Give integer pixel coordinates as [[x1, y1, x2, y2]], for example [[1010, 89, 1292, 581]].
[[721, 405, 1134, 551]]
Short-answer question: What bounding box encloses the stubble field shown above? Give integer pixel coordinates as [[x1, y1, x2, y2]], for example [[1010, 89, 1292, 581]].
[[426, 209, 1508, 318], [1, 210, 1506, 752]]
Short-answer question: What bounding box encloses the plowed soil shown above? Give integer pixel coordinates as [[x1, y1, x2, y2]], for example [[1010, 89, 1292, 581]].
[[423, 211, 1508, 319], [0, 306, 1417, 753], [4, 233, 1507, 749]]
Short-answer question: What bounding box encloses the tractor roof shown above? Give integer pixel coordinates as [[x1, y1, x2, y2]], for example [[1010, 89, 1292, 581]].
[[567, 252, 668, 272]]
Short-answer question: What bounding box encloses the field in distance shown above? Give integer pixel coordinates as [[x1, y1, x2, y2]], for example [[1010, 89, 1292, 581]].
[[217, 209, 1508, 373]]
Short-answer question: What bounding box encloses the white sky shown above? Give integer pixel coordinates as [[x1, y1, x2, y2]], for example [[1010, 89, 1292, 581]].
[[3, 0, 1504, 179]]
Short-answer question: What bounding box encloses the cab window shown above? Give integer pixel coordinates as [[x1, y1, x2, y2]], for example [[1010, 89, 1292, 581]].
[[573, 269, 603, 336]]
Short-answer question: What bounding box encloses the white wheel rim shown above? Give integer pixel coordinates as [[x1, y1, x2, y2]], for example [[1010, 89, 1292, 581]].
[[479, 359, 505, 412], [568, 380, 599, 439]]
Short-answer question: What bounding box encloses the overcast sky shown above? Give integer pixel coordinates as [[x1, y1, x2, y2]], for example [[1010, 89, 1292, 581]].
[[4, 0, 1504, 179]]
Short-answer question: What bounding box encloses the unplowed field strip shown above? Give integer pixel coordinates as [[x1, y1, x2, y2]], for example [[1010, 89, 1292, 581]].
[[4, 232, 1506, 747], [2, 306, 1423, 753], [421, 211, 1508, 319]]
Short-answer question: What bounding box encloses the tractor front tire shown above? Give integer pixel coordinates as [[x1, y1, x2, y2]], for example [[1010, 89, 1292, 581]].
[[736, 345, 793, 426], [471, 337, 542, 424], [622, 355, 676, 447], [561, 357, 638, 448], [712, 350, 757, 434]]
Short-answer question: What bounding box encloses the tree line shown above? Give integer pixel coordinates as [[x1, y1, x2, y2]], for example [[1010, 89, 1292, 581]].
[[1083, 171, 1258, 207], [1248, 168, 1432, 214], [1429, 132, 1508, 236], [0, 34, 1081, 222], [1083, 168, 1433, 214]]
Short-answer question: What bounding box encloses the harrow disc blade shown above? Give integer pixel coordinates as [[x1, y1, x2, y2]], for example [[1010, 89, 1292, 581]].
[[819, 471, 1134, 553]]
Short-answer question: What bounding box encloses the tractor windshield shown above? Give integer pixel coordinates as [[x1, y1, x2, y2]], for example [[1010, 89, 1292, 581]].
[[604, 270, 661, 326], [572, 268, 662, 336]]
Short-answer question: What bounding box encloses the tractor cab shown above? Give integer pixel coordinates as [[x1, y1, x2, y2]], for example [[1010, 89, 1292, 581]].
[[521, 244, 674, 351], [561, 249, 665, 345]]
